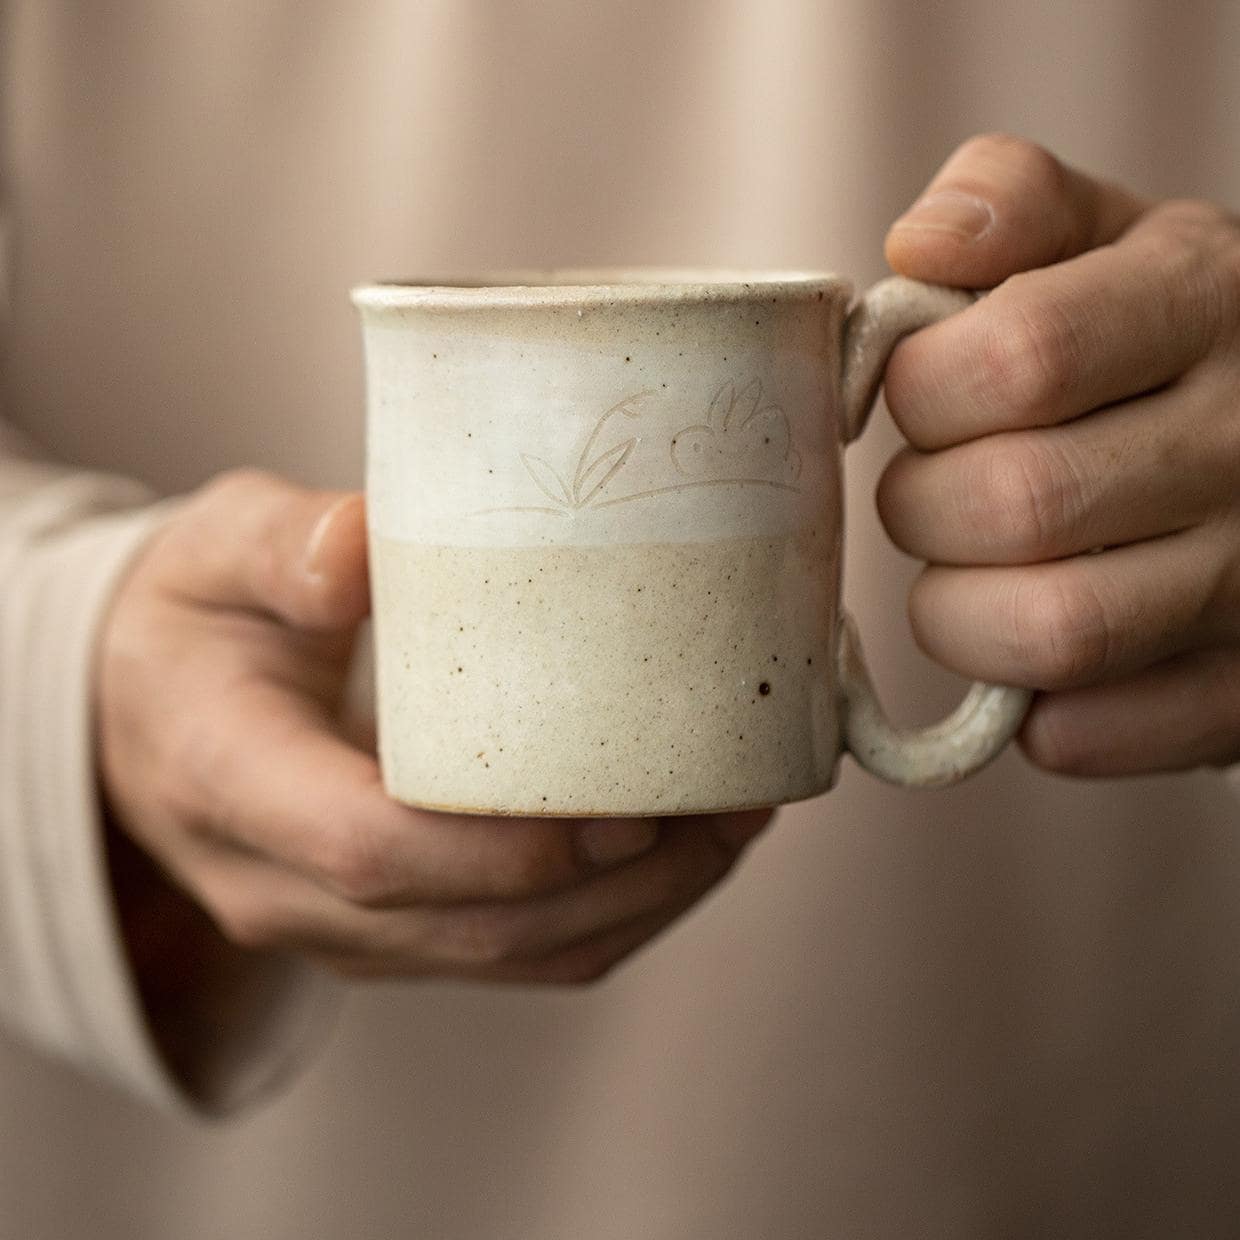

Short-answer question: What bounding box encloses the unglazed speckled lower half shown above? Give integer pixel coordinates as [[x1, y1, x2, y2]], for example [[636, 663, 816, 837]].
[[370, 531, 840, 815]]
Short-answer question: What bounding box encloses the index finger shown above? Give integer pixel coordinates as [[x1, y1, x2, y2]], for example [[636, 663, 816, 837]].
[[191, 681, 657, 907], [882, 204, 1228, 451]]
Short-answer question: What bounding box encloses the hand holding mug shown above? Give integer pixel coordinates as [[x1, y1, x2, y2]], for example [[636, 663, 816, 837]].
[[879, 134, 1240, 776], [97, 473, 769, 989]]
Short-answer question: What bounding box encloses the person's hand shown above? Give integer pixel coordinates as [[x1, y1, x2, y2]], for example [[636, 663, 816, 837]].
[[876, 133, 1240, 777], [98, 469, 770, 990]]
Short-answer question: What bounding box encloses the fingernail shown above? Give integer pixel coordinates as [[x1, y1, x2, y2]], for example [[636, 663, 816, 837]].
[[304, 496, 356, 578], [575, 818, 660, 869], [893, 190, 995, 240]]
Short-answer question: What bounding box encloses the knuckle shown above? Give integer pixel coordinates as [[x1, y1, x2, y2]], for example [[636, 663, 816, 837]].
[[196, 467, 281, 514], [1143, 201, 1240, 337], [166, 701, 245, 821], [957, 133, 1065, 191], [978, 435, 1081, 561], [316, 818, 404, 907], [999, 133, 1063, 182], [980, 290, 1083, 421], [485, 833, 575, 900], [180, 470, 289, 590], [443, 909, 530, 967], [1148, 197, 1233, 242], [1143, 201, 1232, 284], [210, 896, 286, 952], [1009, 570, 1112, 689]]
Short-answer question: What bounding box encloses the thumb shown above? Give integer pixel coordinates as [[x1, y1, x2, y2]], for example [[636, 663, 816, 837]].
[[172, 470, 369, 630], [884, 133, 1150, 287]]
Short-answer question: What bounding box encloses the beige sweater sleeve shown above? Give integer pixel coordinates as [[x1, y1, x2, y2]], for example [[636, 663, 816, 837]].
[[0, 426, 183, 1106], [0, 420, 341, 1114]]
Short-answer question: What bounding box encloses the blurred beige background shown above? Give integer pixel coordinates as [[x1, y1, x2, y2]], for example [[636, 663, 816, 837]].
[[3, 2, 1240, 1237]]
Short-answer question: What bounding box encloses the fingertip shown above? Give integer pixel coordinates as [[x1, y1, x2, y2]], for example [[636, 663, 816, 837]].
[[885, 190, 997, 285], [303, 494, 370, 626], [574, 818, 661, 869], [304, 493, 366, 575], [1016, 695, 1078, 775], [707, 807, 776, 852], [883, 226, 942, 283], [904, 565, 974, 678], [873, 446, 921, 548]]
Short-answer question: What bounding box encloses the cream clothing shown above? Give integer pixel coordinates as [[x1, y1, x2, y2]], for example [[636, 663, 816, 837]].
[[4, 2, 1240, 1236]]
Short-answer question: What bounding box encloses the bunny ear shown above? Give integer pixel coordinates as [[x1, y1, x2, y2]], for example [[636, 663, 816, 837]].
[[727, 378, 762, 431], [745, 405, 791, 452], [706, 381, 735, 431], [520, 454, 572, 507]]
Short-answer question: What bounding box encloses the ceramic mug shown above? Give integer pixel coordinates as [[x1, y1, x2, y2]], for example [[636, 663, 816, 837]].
[[353, 270, 1030, 816]]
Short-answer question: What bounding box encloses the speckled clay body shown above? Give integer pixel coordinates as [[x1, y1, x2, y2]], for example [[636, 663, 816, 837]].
[[371, 531, 836, 815], [354, 270, 1029, 814]]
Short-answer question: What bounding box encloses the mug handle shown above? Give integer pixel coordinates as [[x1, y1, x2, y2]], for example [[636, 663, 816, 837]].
[[836, 276, 1031, 786]]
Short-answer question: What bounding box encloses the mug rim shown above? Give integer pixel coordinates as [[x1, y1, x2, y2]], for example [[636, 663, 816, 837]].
[[351, 268, 849, 310]]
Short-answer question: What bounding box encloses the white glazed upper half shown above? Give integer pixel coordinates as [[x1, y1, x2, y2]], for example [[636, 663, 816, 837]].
[[356, 272, 847, 549]]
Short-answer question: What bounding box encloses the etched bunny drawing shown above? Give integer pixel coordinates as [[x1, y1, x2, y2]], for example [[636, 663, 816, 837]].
[[670, 379, 801, 485]]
